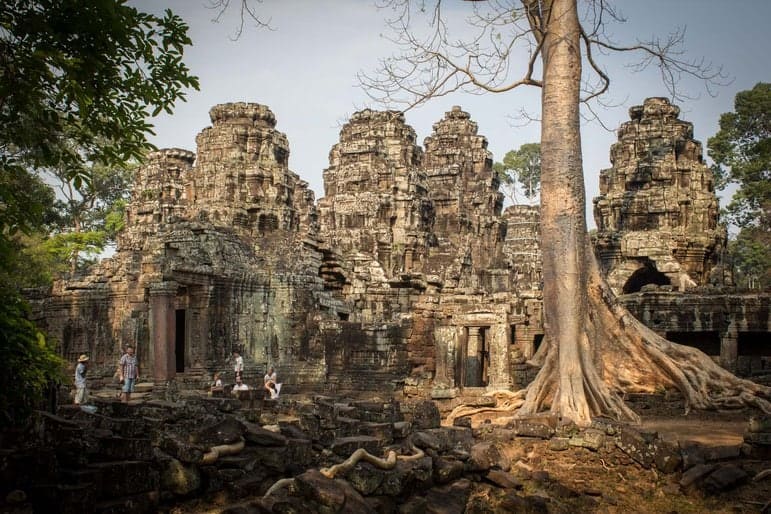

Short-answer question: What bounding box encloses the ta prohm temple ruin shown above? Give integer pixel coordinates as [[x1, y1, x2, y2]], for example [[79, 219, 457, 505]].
[[32, 97, 771, 405]]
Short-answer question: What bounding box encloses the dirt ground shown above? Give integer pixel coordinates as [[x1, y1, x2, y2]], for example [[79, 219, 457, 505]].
[[471, 408, 771, 514]]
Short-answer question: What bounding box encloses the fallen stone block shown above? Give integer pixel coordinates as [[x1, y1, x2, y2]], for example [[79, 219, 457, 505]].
[[88, 460, 159, 499], [679, 463, 717, 488], [702, 464, 749, 494], [616, 429, 654, 469], [568, 429, 605, 451], [330, 436, 382, 457]]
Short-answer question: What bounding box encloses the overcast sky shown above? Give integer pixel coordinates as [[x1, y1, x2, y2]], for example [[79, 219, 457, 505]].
[[132, 0, 770, 227]]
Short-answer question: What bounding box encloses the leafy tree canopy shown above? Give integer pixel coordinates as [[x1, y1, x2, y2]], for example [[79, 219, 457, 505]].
[[493, 143, 541, 204], [0, 0, 199, 234], [708, 83, 770, 288], [0, 0, 198, 424]]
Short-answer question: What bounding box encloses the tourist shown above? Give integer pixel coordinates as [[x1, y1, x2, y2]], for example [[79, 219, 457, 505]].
[[232, 350, 244, 380], [232, 375, 249, 393], [264, 366, 282, 399], [119, 345, 140, 403], [210, 372, 223, 395], [74, 354, 89, 405]]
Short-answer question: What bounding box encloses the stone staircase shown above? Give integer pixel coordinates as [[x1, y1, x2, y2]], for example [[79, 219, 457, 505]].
[[28, 403, 159, 513]]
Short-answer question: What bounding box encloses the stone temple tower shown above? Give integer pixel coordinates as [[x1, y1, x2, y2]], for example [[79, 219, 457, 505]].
[[593, 97, 727, 294], [318, 109, 433, 277]]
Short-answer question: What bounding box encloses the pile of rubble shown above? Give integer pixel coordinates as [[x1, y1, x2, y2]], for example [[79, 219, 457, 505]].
[[2, 392, 770, 513]]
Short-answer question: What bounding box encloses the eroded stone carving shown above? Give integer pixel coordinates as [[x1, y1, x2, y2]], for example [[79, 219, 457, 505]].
[[593, 97, 727, 295]]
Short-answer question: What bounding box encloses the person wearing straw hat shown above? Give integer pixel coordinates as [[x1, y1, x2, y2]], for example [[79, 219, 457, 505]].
[[74, 354, 89, 405]]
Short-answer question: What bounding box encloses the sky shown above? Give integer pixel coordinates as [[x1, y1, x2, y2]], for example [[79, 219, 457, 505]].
[[132, 0, 771, 228]]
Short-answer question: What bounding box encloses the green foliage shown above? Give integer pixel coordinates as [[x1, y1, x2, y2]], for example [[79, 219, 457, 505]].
[[707, 83, 770, 289], [0, 0, 199, 194], [43, 161, 135, 272], [493, 143, 541, 204], [0, 294, 65, 424], [0, 0, 198, 423], [708, 82, 770, 227], [728, 228, 771, 289]]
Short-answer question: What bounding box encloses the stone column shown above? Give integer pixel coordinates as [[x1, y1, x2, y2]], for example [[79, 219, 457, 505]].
[[487, 323, 511, 389], [431, 325, 460, 399], [149, 282, 178, 385], [465, 326, 482, 387], [720, 323, 739, 373]]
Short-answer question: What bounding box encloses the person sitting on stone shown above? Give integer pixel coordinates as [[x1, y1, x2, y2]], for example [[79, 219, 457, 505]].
[[210, 372, 223, 395], [263, 366, 282, 399], [232, 375, 249, 394]]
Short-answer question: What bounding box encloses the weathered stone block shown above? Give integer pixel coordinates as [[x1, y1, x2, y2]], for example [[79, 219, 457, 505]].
[[652, 439, 682, 474], [393, 421, 412, 439], [345, 462, 387, 496], [158, 432, 204, 464], [410, 400, 440, 430], [568, 429, 605, 451], [679, 463, 717, 488], [88, 461, 159, 499], [469, 441, 511, 472], [702, 464, 748, 493], [359, 422, 394, 445], [330, 436, 381, 457], [160, 457, 201, 495], [507, 419, 555, 439], [433, 457, 465, 485], [243, 423, 287, 446], [96, 437, 154, 462], [616, 429, 654, 468], [250, 445, 288, 473]]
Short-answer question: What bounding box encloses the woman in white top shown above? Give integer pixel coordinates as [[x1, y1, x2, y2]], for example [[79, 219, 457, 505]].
[[264, 367, 281, 398]]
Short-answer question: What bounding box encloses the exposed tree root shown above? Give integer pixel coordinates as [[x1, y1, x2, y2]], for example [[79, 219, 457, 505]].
[[319, 439, 425, 479], [263, 477, 296, 499], [201, 438, 245, 464], [446, 390, 527, 424]]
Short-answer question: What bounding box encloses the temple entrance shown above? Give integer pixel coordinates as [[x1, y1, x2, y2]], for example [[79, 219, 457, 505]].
[[623, 262, 671, 293], [175, 309, 186, 373], [461, 326, 489, 388]]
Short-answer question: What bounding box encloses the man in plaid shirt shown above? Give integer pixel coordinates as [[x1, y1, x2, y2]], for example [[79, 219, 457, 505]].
[[119, 345, 140, 403]]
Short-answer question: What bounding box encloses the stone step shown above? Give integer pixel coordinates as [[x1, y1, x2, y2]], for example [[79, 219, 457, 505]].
[[29, 482, 95, 513], [87, 460, 159, 499], [94, 490, 159, 514], [93, 436, 154, 462]]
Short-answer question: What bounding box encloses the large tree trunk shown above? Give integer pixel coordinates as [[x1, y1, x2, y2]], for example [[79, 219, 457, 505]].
[[448, 0, 771, 427], [518, 0, 613, 426]]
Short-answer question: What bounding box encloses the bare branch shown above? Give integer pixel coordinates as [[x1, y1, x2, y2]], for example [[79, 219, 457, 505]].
[[586, 25, 731, 101], [360, 0, 542, 111], [205, 0, 274, 40], [363, 0, 730, 122], [580, 27, 609, 103]]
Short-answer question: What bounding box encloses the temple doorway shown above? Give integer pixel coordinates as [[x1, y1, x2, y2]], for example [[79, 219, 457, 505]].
[[175, 309, 186, 373], [461, 326, 490, 388]]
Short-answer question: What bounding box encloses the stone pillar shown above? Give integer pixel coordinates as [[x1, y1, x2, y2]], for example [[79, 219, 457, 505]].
[[431, 325, 460, 399], [466, 326, 482, 387], [720, 323, 739, 373], [149, 282, 178, 385], [487, 323, 511, 389]]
